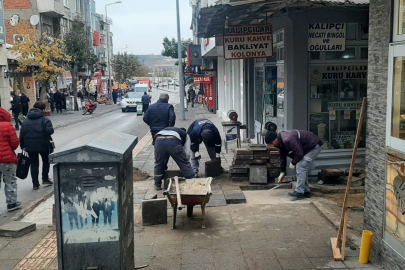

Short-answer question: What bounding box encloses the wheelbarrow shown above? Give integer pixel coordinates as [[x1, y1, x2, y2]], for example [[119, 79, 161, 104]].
[[163, 177, 212, 229]]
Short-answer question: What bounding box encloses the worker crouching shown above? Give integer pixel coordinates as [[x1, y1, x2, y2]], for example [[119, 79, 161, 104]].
[[187, 119, 222, 175], [153, 127, 195, 191], [265, 130, 322, 200]]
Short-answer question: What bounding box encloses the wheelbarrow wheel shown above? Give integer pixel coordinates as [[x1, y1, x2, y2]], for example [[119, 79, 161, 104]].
[[187, 205, 194, 217]]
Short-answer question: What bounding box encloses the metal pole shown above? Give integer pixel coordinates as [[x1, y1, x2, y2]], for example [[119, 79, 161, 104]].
[[176, 0, 185, 120], [106, 5, 112, 101]]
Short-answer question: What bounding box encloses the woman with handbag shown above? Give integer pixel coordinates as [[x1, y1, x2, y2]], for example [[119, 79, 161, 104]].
[[19, 102, 54, 190], [0, 107, 22, 211]]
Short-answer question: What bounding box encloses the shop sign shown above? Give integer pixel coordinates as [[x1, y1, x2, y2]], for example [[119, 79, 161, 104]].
[[328, 101, 362, 110], [310, 65, 368, 81], [308, 23, 346, 51], [331, 131, 356, 148], [93, 31, 100, 46], [223, 24, 273, 60], [194, 77, 211, 84], [310, 114, 325, 124], [224, 126, 238, 142]]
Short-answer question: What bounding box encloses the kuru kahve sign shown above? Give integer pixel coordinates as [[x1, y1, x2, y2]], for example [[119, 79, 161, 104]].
[[223, 24, 273, 60], [308, 23, 346, 51]]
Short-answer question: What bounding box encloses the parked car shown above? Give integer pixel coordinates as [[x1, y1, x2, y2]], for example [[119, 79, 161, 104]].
[[120, 92, 143, 112], [161, 82, 168, 87]]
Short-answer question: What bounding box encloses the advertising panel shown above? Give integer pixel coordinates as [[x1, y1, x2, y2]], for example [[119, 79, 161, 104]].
[[386, 154, 405, 249], [223, 24, 273, 60], [93, 31, 100, 46], [194, 77, 211, 84], [310, 65, 368, 81], [308, 23, 346, 51]]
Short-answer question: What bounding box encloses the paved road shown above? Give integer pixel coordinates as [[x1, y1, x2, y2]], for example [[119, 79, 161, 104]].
[[0, 88, 180, 225]]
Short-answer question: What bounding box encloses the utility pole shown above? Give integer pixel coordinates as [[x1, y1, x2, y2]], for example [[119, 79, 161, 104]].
[[176, 0, 185, 120], [106, 1, 121, 101]]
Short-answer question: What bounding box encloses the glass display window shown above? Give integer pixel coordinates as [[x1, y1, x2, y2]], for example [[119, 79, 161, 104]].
[[255, 66, 264, 123], [309, 65, 367, 150]]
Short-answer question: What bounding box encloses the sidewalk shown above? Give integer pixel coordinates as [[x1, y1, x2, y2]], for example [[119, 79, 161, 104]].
[[2, 103, 382, 270], [11, 103, 120, 130]]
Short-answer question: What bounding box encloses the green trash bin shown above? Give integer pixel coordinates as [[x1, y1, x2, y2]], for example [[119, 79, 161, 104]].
[[136, 102, 143, 116]]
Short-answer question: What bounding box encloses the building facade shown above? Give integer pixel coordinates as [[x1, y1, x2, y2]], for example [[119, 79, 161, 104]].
[[364, 0, 405, 268], [191, 0, 369, 175], [0, 0, 113, 109]]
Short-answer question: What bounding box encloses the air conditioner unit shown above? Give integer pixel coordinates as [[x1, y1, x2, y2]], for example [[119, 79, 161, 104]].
[[13, 34, 25, 44]]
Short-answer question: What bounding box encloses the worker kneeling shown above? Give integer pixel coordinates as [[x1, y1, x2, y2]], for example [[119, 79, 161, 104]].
[[265, 130, 322, 200], [154, 127, 195, 191], [187, 119, 222, 175]]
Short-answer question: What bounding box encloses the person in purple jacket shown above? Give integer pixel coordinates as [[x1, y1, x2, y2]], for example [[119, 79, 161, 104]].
[[265, 130, 323, 200]]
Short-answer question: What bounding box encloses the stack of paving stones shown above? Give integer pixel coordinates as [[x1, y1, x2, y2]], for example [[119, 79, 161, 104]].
[[230, 144, 281, 184]]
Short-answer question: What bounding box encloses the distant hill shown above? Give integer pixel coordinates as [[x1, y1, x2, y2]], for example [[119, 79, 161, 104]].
[[136, 55, 177, 69]]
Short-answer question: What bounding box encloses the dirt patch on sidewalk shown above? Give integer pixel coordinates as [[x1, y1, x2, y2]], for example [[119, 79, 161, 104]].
[[133, 168, 150, 182], [320, 193, 364, 208]]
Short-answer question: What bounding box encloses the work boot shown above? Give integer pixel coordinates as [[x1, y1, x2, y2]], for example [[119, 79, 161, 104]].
[[288, 191, 305, 200], [154, 185, 162, 191], [33, 186, 39, 190], [304, 191, 311, 198], [7, 202, 21, 212], [43, 179, 53, 186], [15, 125, 19, 131]]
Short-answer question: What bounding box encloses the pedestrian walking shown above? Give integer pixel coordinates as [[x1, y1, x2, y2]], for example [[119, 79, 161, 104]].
[[77, 90, 84, 101], [153, 127, 195, 190], [265, 130, 323, 200], [0, 107, 22, 211], [54, 90, 63, 113], [62, 90, 67, 110], [112, 89, 118, 104], [44, 92, 51, 116], [10, 92, 23, 130], [19, 101, 55, 190], [141, 92, 151, 114], [20, 93, 30, 117], [143, 93, 176, 143], [187, 119, 222, 175], [188, 87, 197, 107], [50, 91, 55, 113]]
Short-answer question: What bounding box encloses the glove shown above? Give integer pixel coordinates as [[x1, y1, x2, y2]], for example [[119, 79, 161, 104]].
[[277, 172, 285, 183], [216, 153, 221, 159], [194, 152, 201, 159], [289, 163, 295, 169]]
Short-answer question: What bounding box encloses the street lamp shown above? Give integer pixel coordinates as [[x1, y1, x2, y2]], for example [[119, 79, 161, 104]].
[[106, 1, 122, 101], [176, 0, 185, 120]]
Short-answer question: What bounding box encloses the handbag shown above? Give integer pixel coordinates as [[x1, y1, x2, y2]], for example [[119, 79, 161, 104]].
[[16, 151, 30, 179], [49, 136, 55, 154]]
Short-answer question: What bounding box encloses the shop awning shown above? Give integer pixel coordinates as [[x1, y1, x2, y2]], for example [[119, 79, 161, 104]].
[[197, 0, 369, 38], [113, 83, 127, 89]]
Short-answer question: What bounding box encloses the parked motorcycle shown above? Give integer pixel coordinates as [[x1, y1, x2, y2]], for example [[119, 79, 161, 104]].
[[82, 99, 98, 115]]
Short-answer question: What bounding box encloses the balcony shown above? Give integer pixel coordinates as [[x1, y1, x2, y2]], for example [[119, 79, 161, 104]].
[[37, 0, 64, 17]]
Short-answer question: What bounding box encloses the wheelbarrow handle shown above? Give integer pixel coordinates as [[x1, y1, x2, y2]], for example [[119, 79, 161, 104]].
[[175, 176, 184, 210]]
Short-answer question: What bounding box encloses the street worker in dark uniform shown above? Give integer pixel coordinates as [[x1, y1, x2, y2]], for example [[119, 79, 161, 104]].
[[187, 119, 222, 175], [187, 87, 196, 107], [265, 130, 323, 200], [143, 93, 176, 143], [141, 92, 151, 114], [153, 127, 194, 190]]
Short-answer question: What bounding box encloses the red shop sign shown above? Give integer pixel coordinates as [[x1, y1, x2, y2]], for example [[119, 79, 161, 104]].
[[194, 77, 211, 84]]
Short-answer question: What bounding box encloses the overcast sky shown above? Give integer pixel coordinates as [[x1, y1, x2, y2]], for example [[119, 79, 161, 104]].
[[95, 0, 193, 55]]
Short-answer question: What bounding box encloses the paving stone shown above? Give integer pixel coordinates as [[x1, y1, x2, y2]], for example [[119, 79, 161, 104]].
[[278, 257, 314, 269], [142, 198, 167, 226], [229, 167, 248, 174], [253, 152, 270, 159], [233, 159, 252, 165], [234, 154, 254, 160], [303, 246, 336, 258], [273, 247, 306, 258], [309, 257, 347, 269], [245, 258, 282, 270], [144, 193, 157, 200], [248, 144, 267, 151], [206, 199, 227, 207], [205, 159, 221, 177], [0, 248, 32, 260], [0, 222, 36, 238], [181, 263, 215, 270], [249, 165, 268, 184], [235, 148, 253, 155], [343, 256, 379, 268], [230, 176, 249, 182], [182, 249, 213, 264], [133, 189, 147, 194], [0, 259, 21, 270]]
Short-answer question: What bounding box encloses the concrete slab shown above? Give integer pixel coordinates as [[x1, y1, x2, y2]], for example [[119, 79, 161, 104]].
[[0, 222, 36, 238], [205, 159, 221, 177], [224, 193, 246, 204], [142, 198, 167, 226], [249, 165, 268, 184]]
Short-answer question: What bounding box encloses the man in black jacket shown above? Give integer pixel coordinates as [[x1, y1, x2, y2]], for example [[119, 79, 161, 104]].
[[187, 87, 196, 107], [143, 93, 176, 143], [10, 92, 23, 130], [20, 101, 54, 190], [153, 127, 194, 190], [187, 119, 222, 175], [53, 90, 63, 113]]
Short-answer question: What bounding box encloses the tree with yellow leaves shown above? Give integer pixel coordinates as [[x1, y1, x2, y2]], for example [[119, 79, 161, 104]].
[[9, 26, 71, 100]]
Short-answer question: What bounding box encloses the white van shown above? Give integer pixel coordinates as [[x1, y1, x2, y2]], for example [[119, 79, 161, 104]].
[[135, 84, 149, 93]]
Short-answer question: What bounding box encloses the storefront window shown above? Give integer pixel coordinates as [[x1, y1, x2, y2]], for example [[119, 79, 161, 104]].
[[399, 0, 405, 35], [325, 47, 356, 60], [264, 66, 277, 123], [392, 57, 405, 140], [309, 65, 367, 150]]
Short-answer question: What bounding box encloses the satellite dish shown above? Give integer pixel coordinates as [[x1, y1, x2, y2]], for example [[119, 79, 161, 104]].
[[30, 15, 39, 26]]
